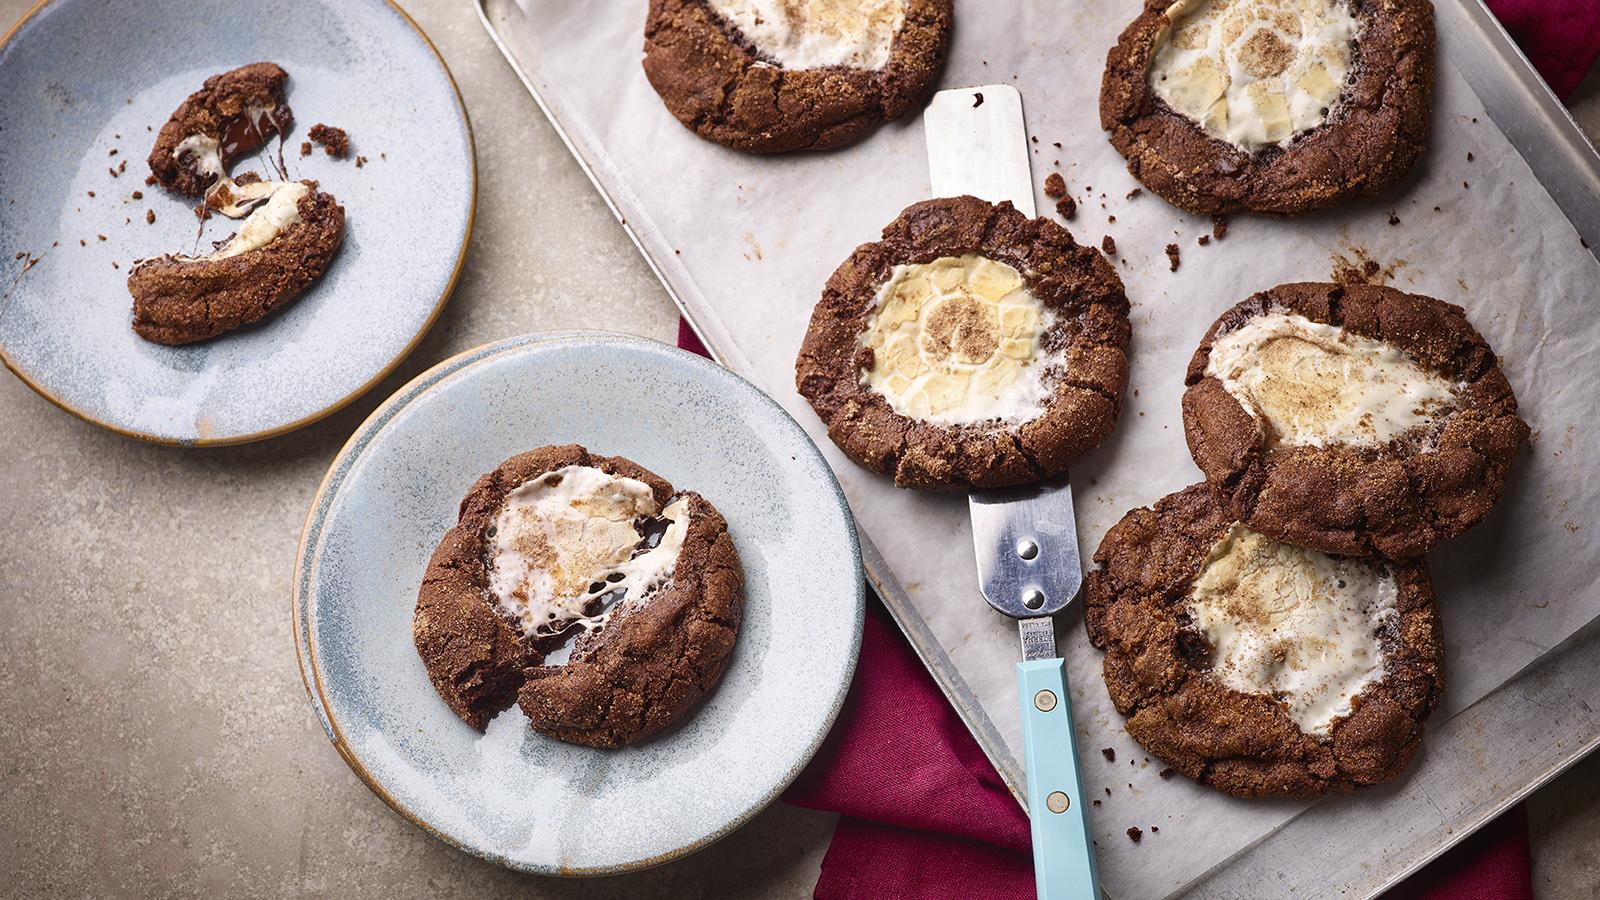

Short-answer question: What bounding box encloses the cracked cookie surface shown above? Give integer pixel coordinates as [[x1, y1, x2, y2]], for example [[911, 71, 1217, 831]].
[[642, 0, 951, 153], [795, 195, 1130, 490], [1084, 484, 1443, 798], [1183, 281, 1528, 558], [413, 444, 744, 748], [1099, 0, 1435, 215]]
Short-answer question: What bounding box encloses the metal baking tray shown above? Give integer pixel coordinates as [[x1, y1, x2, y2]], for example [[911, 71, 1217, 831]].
[[474, 0, 1600, 895]]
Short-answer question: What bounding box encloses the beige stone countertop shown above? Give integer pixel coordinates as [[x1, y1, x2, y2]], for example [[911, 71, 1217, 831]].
[[1, 1, 1597, 896]]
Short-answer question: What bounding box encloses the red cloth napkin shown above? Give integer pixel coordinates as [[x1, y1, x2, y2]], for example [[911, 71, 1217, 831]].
[[673, 0, 1600, 873]]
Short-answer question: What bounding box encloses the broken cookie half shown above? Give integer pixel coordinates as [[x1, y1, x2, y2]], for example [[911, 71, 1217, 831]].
[[795, 195, 1131, 489], [128, 178, 344, 345], [413, 445, 744, 749], [147, 62, 295, 203]]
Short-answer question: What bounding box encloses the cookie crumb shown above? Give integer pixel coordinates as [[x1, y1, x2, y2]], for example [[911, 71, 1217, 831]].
[[1108, 214, 1117, 224], [145, 209, 155, 224], [1044, 173, 1066, 199], [1101, 235, 1117, 255], [1165, 243, 1180, 271], [1056, 196, 1077, 220], [109, 166, 119, 178], [1158, 768, 1174, 779], [145, 175, 157, 186], [308, 123, 350, 158], [131, 190, 143, 200], [108, 148, 118, 156], [1092, 799, 1102, 807], [1388, 212, 1401, 226], [1125, 188, 1142, 200], [300, 141, 313, 157], [1151, 826, 1159, 833], [111, 261, 119, 269], [1126, 827, 1143, 843], [87, 191, 96, 198], [96, 234, 106, 241], [972, 92, 984, 108], [1105, 787, 1112, 796], [1198, 235, 1210, 246], [1101, 747, 1116, 762], [1467, 152, 1474, 162], [1211, 215, 1229, 240], [354, 155, 368, 168]]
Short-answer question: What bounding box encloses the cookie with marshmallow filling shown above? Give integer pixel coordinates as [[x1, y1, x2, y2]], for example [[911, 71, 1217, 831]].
[[1100, 0, 1434, 215], [642, 0, 952, 153], [128, 178, 344, 345], [148, 62, 294, 200], [1084, 484, 1443, 798], [795, 195, 1130, 490], [413, 444, 744, 748], [1183, 282, 1528, 558]]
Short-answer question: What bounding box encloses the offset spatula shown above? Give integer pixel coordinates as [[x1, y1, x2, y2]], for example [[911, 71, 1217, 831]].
[[925, 85, 1101, 900]]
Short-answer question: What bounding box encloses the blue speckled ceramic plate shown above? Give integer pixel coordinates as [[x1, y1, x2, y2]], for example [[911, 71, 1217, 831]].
[[293, 331, 864, 875], [0, 0, 473, 444]]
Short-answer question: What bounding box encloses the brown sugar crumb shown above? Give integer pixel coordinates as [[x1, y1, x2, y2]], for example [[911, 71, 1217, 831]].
[[1388, 212, 1401, 226], [1158, 768, 1175, 779], [1101, 747, 1116, 762], [1165, 243, 1180, 271], [1198, 235, 1211, 246], [145, 209, 156, 224], [131, 190, 143, 200], [1044, 172, 1067, 199], [1126, 188, 1142, 200], [1127, 827, 1143, 843], [300, 141, 313, 157], [1211, 215, 1229, 240], [1102, 235, 1117, 255], [308, 123, 350, 158], [354, 155, 368, 168], [1056, 196, 1077, 220]]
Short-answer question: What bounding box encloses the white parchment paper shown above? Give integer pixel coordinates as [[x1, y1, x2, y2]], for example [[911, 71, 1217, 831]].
[[490, 1, 1600, 895]]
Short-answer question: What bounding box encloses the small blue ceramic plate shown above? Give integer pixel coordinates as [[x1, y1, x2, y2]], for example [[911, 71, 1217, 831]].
[[293, 331, 864, 875], [0, 0, 473, 444]]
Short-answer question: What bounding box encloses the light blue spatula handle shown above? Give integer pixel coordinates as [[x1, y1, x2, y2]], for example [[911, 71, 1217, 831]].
[[1018, 658, 1101, 900]]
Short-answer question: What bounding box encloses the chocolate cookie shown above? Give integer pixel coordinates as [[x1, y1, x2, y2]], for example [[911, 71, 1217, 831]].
[[127, 180, 344, 345], [413, 445, 744, 748], [1183, 282, 1528, 558], [147, 62, 294, 200], [1100, 0, 1434, 215], [642, 0, 951, 153], [1084, 484, 1443, 798], [795, 196, 1131, 490]]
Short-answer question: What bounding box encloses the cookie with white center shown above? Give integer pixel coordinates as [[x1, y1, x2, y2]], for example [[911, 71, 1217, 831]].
[[148, 62, 295, 200], [642, 0, 952, 153], [127, 178, 344, 345], [1183, 282, 1528, 558], [1084, 484, 1442, 798], [413, 444, 744, 748], [795, 195, 1130, 489], [1100, 0, 1434, 215]]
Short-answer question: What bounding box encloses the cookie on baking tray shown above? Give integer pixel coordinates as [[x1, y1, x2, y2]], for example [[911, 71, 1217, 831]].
[[413, 444, 744, 749], [794, 195, 1131, 490], [1100, 0, 1435, 214], [1182, 281, 1528, 559], [642, 0, 952, 153], [1084, 484, 1443, 798]]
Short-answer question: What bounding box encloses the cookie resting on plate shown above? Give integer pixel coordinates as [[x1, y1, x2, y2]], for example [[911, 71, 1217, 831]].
[[413, 444, 744, 749], [1183, 281, 1528, 558], [642, 0, 952, 153], [1084, 484, 1443, 798], [795, 195, 1130, 490], [1100, 0, 1435, 214]]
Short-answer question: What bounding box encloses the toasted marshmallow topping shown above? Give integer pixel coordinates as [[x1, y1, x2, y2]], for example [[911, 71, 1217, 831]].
[[859, 255, 1055, 427], [486, 466, 689, 642], [1187, 525, 1397, 735], [708, 0, 905, 70], [204, 182, 307, 260], [1150, 0, 1358, 150], [1206, 312, 1458, 447]]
